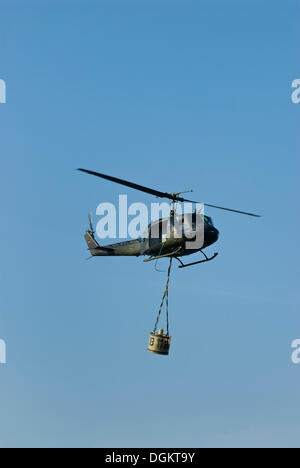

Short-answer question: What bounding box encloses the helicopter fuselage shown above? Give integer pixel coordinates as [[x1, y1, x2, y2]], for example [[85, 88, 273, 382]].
[[84, 213, 219, 261]]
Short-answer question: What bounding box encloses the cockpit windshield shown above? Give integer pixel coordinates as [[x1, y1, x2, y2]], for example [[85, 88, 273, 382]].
[[204, 216, 214, 227]]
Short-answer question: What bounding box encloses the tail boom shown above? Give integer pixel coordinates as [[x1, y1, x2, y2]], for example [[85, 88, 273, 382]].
[[84, 231, 141, 257]]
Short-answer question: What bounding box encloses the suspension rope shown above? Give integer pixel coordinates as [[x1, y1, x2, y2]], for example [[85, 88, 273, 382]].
[[153, 257, 173, 335], [155, 241, 167, 272]]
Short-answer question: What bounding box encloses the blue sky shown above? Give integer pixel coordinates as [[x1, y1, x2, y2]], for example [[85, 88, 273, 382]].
[[0, 0, 299, 448]]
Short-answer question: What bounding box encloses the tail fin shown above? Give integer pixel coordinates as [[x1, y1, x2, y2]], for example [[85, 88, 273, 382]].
[[84, 212, 100, 256], [84, 230, 100, 255]]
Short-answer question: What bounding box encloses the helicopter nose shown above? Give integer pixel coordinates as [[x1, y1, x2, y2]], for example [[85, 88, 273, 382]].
[[211, 227, 219, 242]]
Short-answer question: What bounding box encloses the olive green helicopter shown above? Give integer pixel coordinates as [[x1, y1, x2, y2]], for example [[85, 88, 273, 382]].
[[77, 168, 260, 269]]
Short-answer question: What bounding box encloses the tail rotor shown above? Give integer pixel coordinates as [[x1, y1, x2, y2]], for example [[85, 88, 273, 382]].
[[89, 212, 95, 238]]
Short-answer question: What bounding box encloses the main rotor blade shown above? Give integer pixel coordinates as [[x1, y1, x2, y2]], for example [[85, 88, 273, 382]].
[[77, 168, 261, 217], [77, 168, 185, 201], [204, 203, 261, 217]]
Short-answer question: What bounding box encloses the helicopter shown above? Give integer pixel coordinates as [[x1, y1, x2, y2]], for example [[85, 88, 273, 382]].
[[78, 168, 260, 269]]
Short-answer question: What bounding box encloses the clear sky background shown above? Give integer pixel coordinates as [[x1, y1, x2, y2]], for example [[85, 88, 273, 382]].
[[0, 0, 299, 448]]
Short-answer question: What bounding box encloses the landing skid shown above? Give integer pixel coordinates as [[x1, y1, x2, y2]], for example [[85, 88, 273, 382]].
[[175, 251, 218, 269]]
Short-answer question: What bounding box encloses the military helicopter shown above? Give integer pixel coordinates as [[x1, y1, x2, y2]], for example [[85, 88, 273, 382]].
[[78, 168, 260, 269]]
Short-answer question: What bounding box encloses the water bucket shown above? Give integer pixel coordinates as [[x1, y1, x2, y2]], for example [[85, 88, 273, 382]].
[[147, 329, 171, 355]]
